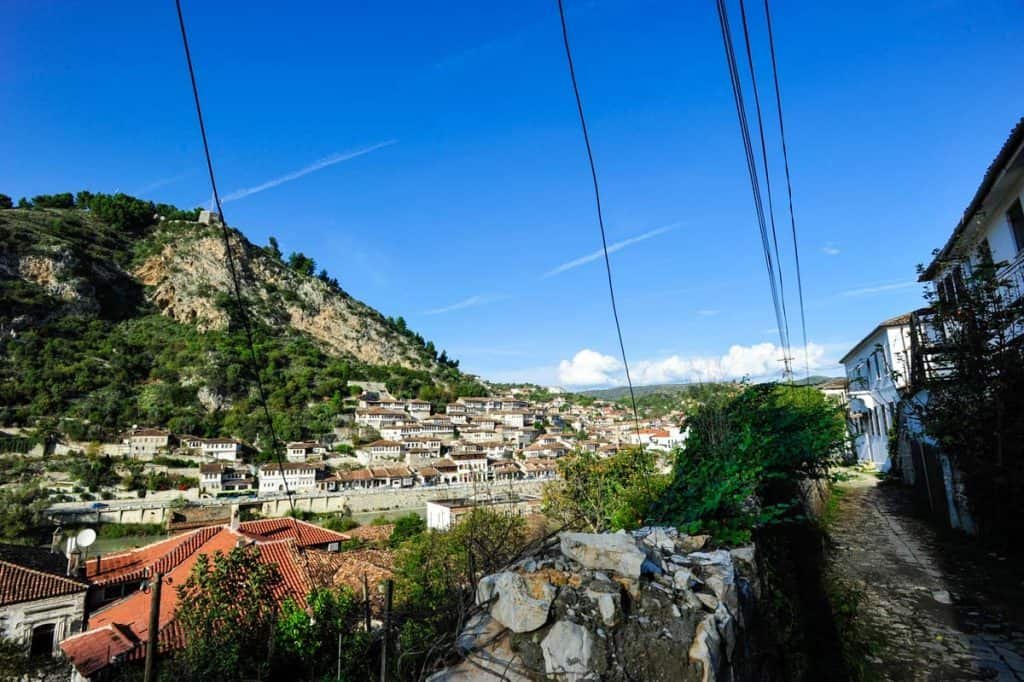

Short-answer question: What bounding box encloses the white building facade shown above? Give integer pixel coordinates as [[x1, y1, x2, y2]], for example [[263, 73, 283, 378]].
[[840, 314, 913, 470]]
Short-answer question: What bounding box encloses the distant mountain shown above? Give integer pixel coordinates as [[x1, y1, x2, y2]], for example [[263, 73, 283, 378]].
[[0, 193, 482, 444], [581, 376, 839, 400]]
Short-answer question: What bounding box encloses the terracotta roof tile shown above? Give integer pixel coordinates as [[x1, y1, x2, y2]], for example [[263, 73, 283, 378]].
[[239, 518, 348, 548], [63, 527, 318, 678], [0, 549, 88, 607]]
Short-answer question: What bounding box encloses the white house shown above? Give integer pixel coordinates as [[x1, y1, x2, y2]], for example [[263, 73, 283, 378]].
[[840, 313, 913, 469], [122, 428, 174, 458], [258, 463, 318, 494], [919, 117, 1024, 332], [0, 543, 89, 662], [406, 399, 432, 420], [450, 453, 489, 481], [285, 441, 318, 463], [899, 117, 1024, 534], [817, 378, 849, 404], [380, 424, 423, 441], [354, 408, 407, 429], [370, 466, 415, 488], [200, 462, 254, 494], [356, 439, 406, 465], [201, 438, 244, 462]]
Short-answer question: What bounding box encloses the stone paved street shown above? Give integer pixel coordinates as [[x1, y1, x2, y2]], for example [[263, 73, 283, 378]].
[[828, 471, 1024, 681]]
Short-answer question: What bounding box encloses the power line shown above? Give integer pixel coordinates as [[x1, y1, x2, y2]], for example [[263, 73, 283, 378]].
[[555, 0, 645, 451], [714, 0, 791, 376], [763, 0, 811, 379], [737, 0, 793, 379], [174, 0, 297, 514]]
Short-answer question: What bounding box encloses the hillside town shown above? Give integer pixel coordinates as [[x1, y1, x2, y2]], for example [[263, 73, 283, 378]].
[[6, 386, 686, 507], [4, 0, 1024, 678]]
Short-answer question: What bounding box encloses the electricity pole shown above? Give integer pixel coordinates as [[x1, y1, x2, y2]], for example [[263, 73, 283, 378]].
[[143, 571, 163, 682]]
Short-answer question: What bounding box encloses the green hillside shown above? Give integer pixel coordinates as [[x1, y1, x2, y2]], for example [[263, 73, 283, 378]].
[[0, 192, 484, 448]]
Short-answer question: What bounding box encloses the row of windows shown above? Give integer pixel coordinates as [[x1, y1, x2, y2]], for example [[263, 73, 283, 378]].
[[853, 402, 896, 438], [938, 197, 1024, 304]]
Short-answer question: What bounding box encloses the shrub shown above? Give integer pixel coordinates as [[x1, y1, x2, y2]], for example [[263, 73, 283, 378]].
[[653, 383, 846, 543]]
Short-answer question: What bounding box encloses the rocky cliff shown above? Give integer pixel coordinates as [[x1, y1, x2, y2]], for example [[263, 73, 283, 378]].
[[1, 205, 439, 371], [133, 223, 429, 368], [430, 527, 761, 681]]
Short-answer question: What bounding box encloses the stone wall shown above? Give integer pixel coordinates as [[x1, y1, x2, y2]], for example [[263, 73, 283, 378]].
[[429, 527, 762, 681], [49, 480, 548, 526]]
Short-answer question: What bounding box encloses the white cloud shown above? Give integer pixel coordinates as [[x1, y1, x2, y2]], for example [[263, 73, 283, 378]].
[[220, 140, 397, 204], [821, 243, 841, 256], [542, 224, 677, 278], [840, 281, 920, 297], [555, 342, 833, 387], [557, 349, 623, 386], [134, 171, 191, 196], [423, 294, 506, 315], [696, 309, 719, 317]]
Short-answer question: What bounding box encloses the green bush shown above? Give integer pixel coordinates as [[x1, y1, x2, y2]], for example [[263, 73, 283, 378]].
[[653, 383, 846, 543]]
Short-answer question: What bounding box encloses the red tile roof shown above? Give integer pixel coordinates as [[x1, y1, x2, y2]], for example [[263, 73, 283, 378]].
[[239, 518, 348, 547], [0, 547, 88, 607], [341, 524, 394, 544], [63, 526, 318, 679], [86, 527, 220, 587]]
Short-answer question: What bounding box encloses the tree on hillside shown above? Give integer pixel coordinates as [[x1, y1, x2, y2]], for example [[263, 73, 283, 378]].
[[0, 194, 12, 209], [266, 236, 282, 260], [82, 193, 155, 232], [31, 193, 75, 209], [176, 546, 282, 681], [287, 251, 315, 277]]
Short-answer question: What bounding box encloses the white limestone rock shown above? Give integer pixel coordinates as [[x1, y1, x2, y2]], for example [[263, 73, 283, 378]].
[[489, 571, 556, 634], [542, 620, 596, 677], [560, 532, 645, 579]]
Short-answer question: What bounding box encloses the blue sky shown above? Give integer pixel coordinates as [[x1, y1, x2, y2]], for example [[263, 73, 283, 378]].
[[3, 1, 1024, 387]]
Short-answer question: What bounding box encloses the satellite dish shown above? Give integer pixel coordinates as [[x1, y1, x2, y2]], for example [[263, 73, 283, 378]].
[[76, 528, 97, 548]]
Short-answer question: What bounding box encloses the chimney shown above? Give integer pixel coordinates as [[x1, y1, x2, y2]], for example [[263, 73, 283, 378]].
[[51, 526, 64, 554], [67, 547, 81, 577], [229, 504, 240, 531]]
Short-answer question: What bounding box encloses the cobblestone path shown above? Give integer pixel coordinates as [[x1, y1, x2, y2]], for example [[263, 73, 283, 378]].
[[827, 472, 1024, 681]]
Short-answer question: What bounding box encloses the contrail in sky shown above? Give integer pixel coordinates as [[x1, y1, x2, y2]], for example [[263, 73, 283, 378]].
[[542, 224, 678, 278], [220, 140, 397, 203]]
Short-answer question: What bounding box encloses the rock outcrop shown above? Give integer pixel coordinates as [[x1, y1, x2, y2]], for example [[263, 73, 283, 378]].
[[134, 226, 432, 369], [430, 528, 761, 682]]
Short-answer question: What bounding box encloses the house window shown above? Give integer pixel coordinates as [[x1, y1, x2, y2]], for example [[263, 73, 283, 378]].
[[1009, 199, 1024, 254], [29, 623, 56, 658], [938, 265, 966, 304]]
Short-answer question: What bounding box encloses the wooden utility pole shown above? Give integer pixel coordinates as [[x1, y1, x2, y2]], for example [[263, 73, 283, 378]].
[[380, 579, 393, 682], [362, 573, 371, 632], [143, 571, 163, 682], [336, 630, 342, 682]]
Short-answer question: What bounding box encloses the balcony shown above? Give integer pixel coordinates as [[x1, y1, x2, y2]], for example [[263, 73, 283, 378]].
[[908, 307, 955, 388]]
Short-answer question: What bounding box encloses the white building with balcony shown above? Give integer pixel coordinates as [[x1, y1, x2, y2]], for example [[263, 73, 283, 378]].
[[258, 463, 318, 494], [840, 313, 913, 469]]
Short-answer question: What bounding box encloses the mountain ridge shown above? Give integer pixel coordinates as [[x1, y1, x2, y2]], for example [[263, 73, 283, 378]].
[[0, 193, 483, 444]]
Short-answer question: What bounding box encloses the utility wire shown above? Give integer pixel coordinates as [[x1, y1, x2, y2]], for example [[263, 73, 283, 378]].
[[737, 0, 793, 379], [714, 0, 790, 371], [555, 0, 645, 456], [763, 0, 811, 379], [175, 0, 297, 515]]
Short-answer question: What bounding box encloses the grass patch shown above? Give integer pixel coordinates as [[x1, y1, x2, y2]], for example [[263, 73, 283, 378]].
[[825, 576, 885, 681]]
